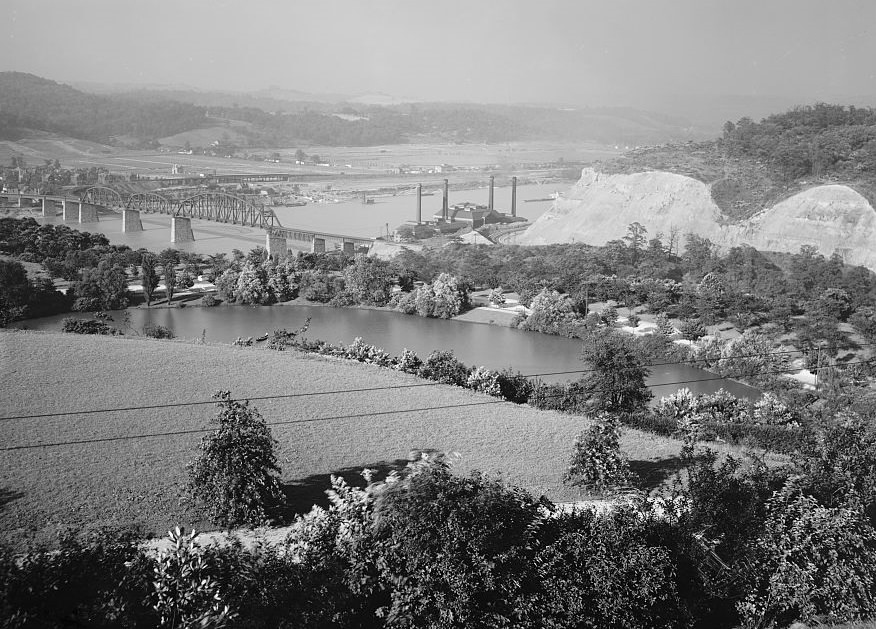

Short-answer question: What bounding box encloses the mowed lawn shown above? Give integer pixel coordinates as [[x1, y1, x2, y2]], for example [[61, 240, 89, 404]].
[[1, 329, 745, 547]]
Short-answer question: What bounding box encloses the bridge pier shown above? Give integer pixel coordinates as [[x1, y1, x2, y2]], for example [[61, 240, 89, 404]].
[[312, 237, 326, 253], [171, 216, 195, 243], [78, 202, 98, 223], [342, 241, 355, 255], [266, 233, 287, 259], [43, 198, 55, 218], [122, 209, 143, 232], [17, 196, 23, 208]]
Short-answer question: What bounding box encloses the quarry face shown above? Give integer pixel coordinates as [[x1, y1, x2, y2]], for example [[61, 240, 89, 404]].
[[518, 167, 876, 270]]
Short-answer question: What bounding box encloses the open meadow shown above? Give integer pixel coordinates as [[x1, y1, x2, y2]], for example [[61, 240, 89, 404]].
[[1, 329, 766, 548]]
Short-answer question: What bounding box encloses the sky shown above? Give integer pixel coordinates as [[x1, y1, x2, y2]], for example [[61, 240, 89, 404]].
[[3, 0, 876, 109]]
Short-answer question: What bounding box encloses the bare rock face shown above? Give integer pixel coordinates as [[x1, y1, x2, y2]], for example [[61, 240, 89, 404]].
[[518, 168, 727, 246], [731, 185, 876, 269], [518, 168, 876, 270]]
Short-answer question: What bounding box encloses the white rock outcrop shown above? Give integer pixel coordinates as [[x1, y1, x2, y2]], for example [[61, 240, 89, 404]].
[[517, 168, 876, 270]]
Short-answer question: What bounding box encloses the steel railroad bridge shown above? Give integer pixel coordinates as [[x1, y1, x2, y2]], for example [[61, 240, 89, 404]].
[[0, 187, 373, 255]]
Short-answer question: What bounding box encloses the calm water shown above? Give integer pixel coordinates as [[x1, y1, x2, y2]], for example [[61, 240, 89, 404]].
[[20, 305, 760, 400]]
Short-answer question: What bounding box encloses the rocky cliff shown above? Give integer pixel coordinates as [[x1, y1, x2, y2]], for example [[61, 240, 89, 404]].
[[517, 168, 876, 270]]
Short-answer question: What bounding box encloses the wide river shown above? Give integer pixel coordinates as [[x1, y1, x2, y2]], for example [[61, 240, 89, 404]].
[[20, 305, 760, 401]]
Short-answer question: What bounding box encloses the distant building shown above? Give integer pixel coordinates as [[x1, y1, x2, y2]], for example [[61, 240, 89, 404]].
[[171, 164, 184, 175], [433, 202, 491, 227]]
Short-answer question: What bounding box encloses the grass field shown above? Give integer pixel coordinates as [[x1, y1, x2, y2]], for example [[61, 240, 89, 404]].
[[0, 329, 770, 548]]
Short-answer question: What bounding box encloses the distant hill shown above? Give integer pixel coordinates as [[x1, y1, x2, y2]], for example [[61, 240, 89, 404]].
[[1, 72, 702, 148], [0, 72, 208, 145]]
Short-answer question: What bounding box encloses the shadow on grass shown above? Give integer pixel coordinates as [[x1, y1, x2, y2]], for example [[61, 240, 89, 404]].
[[276, 457, 417, 524], [629, 456, 685, 492], [0, 487, 23, 512]]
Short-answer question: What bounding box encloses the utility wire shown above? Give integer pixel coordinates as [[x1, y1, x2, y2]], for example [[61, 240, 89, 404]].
[[0, 346, 827, 422], [3, 359, 873, 453]]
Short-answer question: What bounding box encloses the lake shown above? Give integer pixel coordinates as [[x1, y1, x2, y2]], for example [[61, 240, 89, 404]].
[[20, 304, 760, 401]]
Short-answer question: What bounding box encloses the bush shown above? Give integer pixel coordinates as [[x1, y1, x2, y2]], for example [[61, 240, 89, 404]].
[[466, 366, 502, 396], [418, 350, 471, 386], [679, 318, 707, 341], [739, 483, 876, 627], [626, 312, 640, 328], [202, 293, 218, 307], [563, 414, 633, 494], [151, 527, 234, 628], [61, 317, 115, 335], [496, 369, 533, 404], [395, 348, 422, 374], [187, 392, 284, 527], [143, 323, 175, 339]]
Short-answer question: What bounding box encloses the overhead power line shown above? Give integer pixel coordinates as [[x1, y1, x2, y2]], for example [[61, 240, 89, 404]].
[[0, 346, 827, 423], [2, 359, 873, 453]]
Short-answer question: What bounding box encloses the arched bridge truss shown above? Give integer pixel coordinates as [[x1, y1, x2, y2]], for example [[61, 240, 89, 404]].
[[81, 186, 125, 208], [126, 192, 174, 215], [176, 192, 279, 229]]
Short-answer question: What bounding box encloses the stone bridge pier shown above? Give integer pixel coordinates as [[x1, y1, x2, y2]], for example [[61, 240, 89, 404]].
[[311, 237, 326, 253], [171, 216, 194, 242], [42, 198, 54, 217], [122, 209, 143, 232], [77, 202, 98, 223], [266, 233, 287, 259]]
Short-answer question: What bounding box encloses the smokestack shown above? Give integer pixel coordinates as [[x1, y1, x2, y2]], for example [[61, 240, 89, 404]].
[[443, 178, 449, 221], [416, 183, 422, 224], [488, 175, 494, 211], [511, 176, 517, 218]]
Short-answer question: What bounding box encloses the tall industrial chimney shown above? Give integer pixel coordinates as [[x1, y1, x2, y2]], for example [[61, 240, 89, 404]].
[[511, 176, 517, 218], [416, 183, 422, 224], [488, 175, 494, 211], [442, 178, 449, 221]]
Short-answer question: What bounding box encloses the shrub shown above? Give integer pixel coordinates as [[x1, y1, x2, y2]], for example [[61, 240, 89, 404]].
[[395, 348, 422, 374], [151, 527, 234, 628], [142, 323, 175, 339], [563, 414, 633, 494], [202, 293, 218, 307], [187, 392, 284, 527], [488, 286, 506, 306], [61, 317, 115, 335], [538, 507, 684, 628], [345, 337, 394, 367], [418, 350, 471, 386], [739, 483, 876, 627], [679, 318, 708, 340], [466, 366, 502, 396], [496, 369, 533, 404], [626, 312, 640, 328], [655, 312, 676, 336]]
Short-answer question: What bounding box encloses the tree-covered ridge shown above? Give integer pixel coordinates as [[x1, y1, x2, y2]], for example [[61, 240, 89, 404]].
[[0, 72, 208, 143], [723, 103, 876, 180], [598, 103, 876, 219]]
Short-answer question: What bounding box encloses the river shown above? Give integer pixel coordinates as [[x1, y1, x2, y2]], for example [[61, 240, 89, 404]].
[[19, 305, 760, 401], [32, 181, 560, 257]]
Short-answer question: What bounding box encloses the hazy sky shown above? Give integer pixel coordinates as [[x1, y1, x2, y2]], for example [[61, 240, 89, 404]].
[[3, 0, 875, 106]]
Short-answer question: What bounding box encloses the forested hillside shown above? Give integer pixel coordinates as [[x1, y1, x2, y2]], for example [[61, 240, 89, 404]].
[[600, 104, 876, 219], [0, 72, 208, 144]]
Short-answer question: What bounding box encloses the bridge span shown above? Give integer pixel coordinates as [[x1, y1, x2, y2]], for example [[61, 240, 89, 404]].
[[0, 188, 374, 255]]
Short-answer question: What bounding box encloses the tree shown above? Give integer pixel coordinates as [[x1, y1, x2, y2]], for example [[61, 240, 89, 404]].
[[140, 253, 159, 307], [158, 249, 179, 304], [623, 222, 648, 266], [71, 259, 130, 311], [579, 334, 651, 413], [563, 413, 633, 494], [341, 254, 393, 306], [294, 149, 306, 163], [187, 392, 284, 527], [0, 258, 31, 324]]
